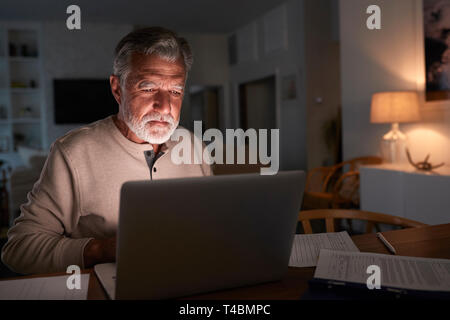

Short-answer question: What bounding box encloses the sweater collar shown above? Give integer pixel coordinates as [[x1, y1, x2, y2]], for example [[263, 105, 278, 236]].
[[107, 115, 177, 154]]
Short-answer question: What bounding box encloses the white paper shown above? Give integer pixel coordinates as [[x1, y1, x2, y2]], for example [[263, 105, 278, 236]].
[[289, 231, 359, 267], [0, 274, 89, 300], [314, 249, 450, 292]]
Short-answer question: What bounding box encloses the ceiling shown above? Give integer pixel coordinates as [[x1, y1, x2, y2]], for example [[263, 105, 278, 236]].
[[0, 0, 288, 33]]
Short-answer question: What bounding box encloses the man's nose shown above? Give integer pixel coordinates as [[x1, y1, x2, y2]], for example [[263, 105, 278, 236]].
[[153, 90, 171, 114]]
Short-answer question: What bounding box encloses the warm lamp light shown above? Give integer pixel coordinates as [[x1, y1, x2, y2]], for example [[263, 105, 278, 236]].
[[370, 91, 421, 140], [370, 91, 421, 163]]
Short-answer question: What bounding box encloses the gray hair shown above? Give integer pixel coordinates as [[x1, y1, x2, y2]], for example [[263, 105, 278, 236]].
[[113, 27, 193, 86]]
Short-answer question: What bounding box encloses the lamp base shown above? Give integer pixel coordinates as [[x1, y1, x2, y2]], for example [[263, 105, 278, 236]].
[[380, 123, 407, 164], [382, 123, 406, 141]]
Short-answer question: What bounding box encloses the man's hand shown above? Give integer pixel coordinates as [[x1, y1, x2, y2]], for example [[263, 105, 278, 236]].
[[83, 237, 116, 268]]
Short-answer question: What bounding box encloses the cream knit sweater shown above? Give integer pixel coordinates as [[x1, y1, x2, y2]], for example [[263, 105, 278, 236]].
[[1, 116, 211, 274]]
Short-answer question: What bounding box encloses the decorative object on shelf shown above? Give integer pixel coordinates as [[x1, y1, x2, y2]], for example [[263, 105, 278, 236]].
[[20, 44, 29, 57], [20, 44, 38, 57], [19, 106, 33, 118], [13, 133, 25, 151], [0, 105, 7, 119], [9, 80, 38, 89], [10, 81, 28, 88], [371, 91, 421, 164], [8, 42, 38, 58], [2, 26, 44, 156], [8, 42, 17, 56], [405, 148, 445, 171]]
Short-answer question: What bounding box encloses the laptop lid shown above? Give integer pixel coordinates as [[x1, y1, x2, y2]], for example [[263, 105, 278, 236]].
[[115, 171, 305, 299]]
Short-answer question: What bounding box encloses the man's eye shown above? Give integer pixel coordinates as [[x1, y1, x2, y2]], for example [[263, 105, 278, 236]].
[[143, 88, 155, 92], [171, 90, 181, 96]]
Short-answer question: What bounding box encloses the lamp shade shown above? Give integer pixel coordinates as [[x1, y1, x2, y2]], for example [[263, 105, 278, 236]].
[[370, 91, 421, 123]]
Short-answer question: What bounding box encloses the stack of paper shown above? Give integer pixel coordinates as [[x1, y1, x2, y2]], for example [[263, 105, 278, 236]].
[[289, 231, 359, 267], [314, 249, 450, 293], [0, 274, 90, 300]]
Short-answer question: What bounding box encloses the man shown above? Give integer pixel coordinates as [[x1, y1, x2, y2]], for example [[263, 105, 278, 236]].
[[1, 27, 212, 274]]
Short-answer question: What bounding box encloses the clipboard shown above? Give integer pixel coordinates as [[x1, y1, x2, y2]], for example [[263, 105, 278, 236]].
[[302, 278, 450, 300]]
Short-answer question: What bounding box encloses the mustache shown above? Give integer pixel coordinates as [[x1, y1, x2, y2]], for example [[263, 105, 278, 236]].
[[141, 112, 175, 126]]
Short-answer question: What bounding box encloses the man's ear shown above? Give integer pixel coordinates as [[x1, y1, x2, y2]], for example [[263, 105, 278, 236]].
[[110, 75, 122, 105]]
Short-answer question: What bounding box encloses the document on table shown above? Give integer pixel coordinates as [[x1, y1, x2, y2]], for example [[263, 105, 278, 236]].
[[0, 274, 89, 300], [314, 249, 450, 292], [289, 231, 359, 267]]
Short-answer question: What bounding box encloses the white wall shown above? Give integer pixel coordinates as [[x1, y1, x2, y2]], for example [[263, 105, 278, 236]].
[[339, 0, 450, 166], [304, 0, 341, 169], [179, 33, 230, 131], [182, 33, 230, 86], [230, 0, 307, 170], [41, 22, 133, 147]]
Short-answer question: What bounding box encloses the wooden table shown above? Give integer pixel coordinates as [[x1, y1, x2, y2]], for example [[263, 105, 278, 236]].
[[6, 223, 450, 300]]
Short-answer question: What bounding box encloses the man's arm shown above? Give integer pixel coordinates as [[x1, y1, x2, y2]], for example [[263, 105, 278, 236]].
[[83, 237, 116, 268], [1, 141, 95, 274]]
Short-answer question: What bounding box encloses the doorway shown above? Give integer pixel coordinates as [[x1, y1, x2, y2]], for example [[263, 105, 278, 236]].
[[189, 86, 221, 133], [239, 75, 276, 130]]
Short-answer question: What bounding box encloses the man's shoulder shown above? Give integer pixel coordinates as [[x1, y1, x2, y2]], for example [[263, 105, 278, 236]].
[[54, 116, 114, 153]]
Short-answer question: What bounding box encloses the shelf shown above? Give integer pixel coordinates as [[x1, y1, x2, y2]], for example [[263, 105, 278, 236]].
[[1, 119, 43, 126], [11, 118, 40, 124], [0, 57, 39, 63], [1, 26, 46, 162], [9, 56, 39, 63], [10, 88, 40, 94]]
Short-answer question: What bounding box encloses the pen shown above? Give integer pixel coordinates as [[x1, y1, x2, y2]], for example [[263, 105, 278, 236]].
[[376, 232, 397, 255]]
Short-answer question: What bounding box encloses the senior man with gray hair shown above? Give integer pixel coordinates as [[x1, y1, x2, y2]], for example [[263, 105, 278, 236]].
[[1, 27, 212, 274]]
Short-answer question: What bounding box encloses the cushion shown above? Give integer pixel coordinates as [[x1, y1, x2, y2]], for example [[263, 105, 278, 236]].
[[17, 146, 47, 168]]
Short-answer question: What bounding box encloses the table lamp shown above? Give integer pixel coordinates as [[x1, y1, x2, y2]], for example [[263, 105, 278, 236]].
[[370, 91, 421, 163]]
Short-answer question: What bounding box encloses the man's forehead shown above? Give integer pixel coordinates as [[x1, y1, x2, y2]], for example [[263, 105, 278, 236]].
[[127, 71, 185, 88], [133, 68, 185, 79], [129, 52, 186, 76]]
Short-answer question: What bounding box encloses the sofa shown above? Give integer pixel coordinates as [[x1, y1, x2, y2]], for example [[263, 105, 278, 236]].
[[9, 154, 47, 224]]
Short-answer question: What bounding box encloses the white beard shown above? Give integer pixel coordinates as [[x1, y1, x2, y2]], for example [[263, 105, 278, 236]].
[[121, 108, 178, 144]]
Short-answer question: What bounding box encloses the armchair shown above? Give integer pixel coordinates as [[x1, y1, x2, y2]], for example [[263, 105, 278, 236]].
[[302, 156, 382, 210]]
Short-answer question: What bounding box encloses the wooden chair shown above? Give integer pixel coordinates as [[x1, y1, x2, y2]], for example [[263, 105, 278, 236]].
[[302, 166, 336, 209], [298, 209, 427, 234], [302, 156, 382, 210]]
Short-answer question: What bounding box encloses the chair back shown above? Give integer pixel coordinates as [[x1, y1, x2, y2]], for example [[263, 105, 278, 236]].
[[323, 156, 382, 189], [305, 167, 335, 192]]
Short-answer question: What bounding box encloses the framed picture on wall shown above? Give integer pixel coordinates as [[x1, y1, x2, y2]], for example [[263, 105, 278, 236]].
[[423, 0, 450, 101]]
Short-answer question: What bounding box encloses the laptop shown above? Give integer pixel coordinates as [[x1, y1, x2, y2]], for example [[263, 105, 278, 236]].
[[95, 171, 305, 299]]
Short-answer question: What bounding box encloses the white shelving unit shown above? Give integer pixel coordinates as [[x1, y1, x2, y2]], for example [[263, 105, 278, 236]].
[[0, 22, 46, 168]]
